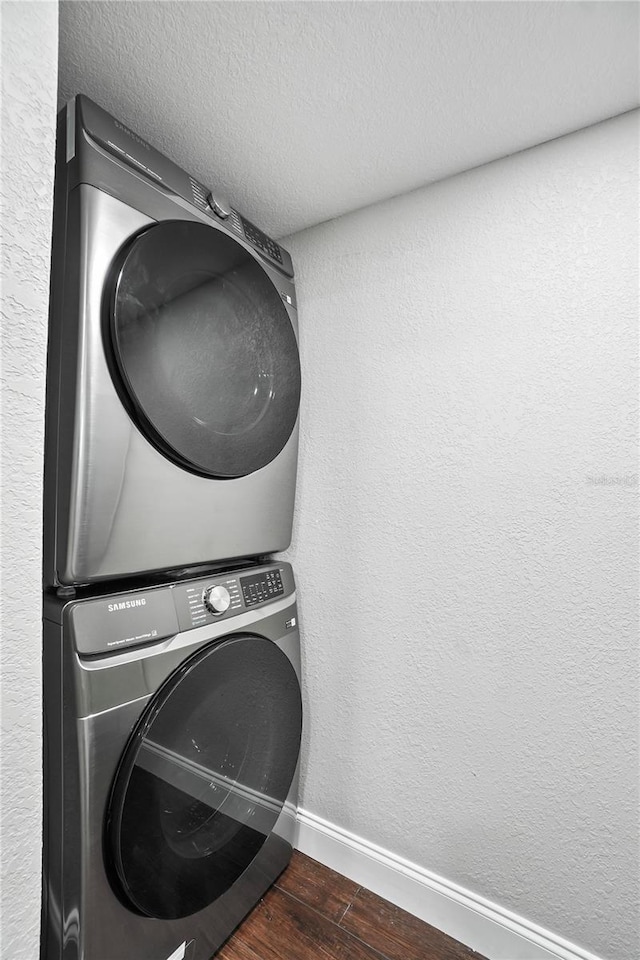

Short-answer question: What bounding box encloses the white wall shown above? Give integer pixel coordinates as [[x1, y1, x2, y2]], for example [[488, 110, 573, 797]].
[[0, 3, 58, 956], [285, 111, 639, 960]]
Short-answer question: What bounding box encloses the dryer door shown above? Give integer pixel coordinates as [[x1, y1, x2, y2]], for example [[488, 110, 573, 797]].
[[106, 220, 301, 478], [105, 634, 302, 919]]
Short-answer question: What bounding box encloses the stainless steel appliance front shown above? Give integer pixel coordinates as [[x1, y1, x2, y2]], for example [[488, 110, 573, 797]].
[[45, 96, 301, 587], [42, 561, 302, 960]]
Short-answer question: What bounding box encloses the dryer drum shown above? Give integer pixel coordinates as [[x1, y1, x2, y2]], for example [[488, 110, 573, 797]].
[[105, 633, 303, 920], [105, 219, 302, 479]]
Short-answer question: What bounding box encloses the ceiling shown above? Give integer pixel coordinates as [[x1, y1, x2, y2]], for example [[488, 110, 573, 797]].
[[58, 1, 639, 238]]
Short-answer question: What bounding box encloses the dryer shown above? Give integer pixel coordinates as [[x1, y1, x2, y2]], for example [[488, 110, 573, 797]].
[[42, 561, 302, 960], [44, 96, 301, 588]]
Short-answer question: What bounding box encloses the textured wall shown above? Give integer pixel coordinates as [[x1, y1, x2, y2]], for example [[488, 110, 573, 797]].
[[0, 3, 58, 956], [57, 1, 639, 236], [284, 111, 639, 960]]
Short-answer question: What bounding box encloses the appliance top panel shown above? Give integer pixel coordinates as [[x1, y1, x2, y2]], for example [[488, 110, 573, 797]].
[[71, 95, 293, 277], [47, 562, 296, 657]]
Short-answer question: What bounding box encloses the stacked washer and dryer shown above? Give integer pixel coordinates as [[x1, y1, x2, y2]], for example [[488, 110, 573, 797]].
[[42, 96, 304, 960]]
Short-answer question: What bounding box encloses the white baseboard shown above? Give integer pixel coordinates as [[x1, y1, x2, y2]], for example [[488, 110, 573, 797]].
[[295, 808, 604, 960]]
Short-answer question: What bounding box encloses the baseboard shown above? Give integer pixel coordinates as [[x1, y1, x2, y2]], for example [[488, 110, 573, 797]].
[[295, 809, 604, 960]]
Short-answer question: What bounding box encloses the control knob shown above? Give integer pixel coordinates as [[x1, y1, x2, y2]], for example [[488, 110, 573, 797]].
[[207, 192, 231, 220], [203, 584, 231, 615]]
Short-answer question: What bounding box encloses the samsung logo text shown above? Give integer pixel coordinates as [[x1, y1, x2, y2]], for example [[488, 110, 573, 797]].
[[108, 598, 147, 612], [114, 119, 151, 150]]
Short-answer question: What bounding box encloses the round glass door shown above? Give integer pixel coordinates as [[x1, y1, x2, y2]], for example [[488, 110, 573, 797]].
[[106, 220, 301, 478], [105, 635, 302, 919]]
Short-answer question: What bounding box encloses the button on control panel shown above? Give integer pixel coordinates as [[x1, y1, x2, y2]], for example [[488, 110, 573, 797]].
[[240, 569, 284, 607], [183, 577, 242, 628], [203, 584, 231, 615]]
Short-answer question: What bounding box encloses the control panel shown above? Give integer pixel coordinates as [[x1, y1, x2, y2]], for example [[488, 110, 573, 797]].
[[65, 563, 294, 656], [173, 565, 288, 631], [240, 217, 283, 264], [75, 96, 294, 278], [185, 189, 284, 270], [189, 183, 285, 272], [240, 568, 284, 607]]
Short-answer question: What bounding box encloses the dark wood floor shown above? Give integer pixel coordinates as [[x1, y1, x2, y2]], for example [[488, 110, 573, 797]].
[[215, 852, 487, 960]]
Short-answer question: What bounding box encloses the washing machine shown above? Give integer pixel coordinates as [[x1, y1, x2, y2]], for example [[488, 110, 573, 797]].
[[42, 561, 302, 960], [44, 95, 301, 589]]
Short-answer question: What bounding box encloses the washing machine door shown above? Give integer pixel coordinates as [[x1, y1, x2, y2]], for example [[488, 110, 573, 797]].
[[106, 220, 301, 478], [105, 634, 302, 919]]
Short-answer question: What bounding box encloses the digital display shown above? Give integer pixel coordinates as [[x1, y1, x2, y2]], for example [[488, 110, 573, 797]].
[[240, 569, 284, 606]]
